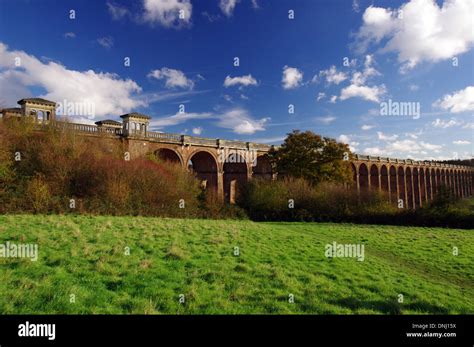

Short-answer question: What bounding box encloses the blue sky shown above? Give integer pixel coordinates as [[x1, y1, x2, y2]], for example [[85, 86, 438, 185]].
[[0, 0, 472, 160]]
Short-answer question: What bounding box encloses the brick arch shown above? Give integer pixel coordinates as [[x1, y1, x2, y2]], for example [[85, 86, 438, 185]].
[[430, 168, 436, 199], [223, 152, 248, 202], [436, 168, 442, 195], [463, 170, 469, 196], [455, 170, 462, 197], [359, 163, 369, 190], [461, 170, 466, 196], [252, 154, 273, 180], [154, 148, 183, 166], [406, 167, 414, 209], [424, 168, 431, 203], [389, 165, 397, 202], [397, 166, 406, 206], [188, 150, 218, 192], [380, 165, 389, 193], [187, 148, 220, 168], [448, 169, 454, 196], [413, 167, 421, 207], [370, 164, 379, 190], [420, 168, 426, 205], [441, 169, 447, 189]]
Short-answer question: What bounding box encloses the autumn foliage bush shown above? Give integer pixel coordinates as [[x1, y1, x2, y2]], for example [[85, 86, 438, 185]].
[[0, 119, 240, 218], [238, 177, 472, 228], [239, 177, 396, 222]]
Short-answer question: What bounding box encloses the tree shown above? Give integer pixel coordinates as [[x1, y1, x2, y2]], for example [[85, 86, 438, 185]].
[[269, 130, 352, 185]]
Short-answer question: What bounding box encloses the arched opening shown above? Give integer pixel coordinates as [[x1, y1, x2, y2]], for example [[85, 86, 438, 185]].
[[469, 171, 473, 196], [425, 168, 431, 202], [370, 164, 379, 191], [155, 148, 181, 165], [188, 151, 218, 192], [449, 170, 454, 196], [440, 169, 446, 193], [389, 166, 397, 202], [380, 165, 389, 193], [430, 169, 436, 199], [223, 153, 247, 202], [359, 163, 369, 190], [436, 169, 442, 196], [397, 167, 405, 206], [413, 168, 420, 207], [252, 154, 272, 180], [462, 171, 468, 196], [406, 167, 414, 209], [455, 170, 461, 197]]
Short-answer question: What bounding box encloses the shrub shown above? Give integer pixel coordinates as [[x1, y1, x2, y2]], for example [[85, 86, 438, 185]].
[[0, 119, 233, 219], [237, 177, 471, 228], [26, 175, 51, 213]]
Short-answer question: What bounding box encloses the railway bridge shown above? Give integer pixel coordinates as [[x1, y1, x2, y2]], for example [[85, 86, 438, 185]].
[[2, 97, 472, 207]]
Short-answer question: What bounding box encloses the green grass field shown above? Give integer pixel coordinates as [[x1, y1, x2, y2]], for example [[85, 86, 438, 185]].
[[0, 215, 472, 314]]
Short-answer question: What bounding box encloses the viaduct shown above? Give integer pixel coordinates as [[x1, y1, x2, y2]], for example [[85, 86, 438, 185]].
[[1, 97, 473, 208]]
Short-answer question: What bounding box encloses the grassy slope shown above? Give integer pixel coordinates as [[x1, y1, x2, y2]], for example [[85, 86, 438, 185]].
[[0, 215, 472, 314]]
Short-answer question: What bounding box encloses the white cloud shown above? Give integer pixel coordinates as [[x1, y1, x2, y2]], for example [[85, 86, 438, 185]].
[[377, 131, 398, 141], [318, 65, 347, 85], [340, 84, 386, 103], [352, 55, 380, 85], [143, 0, 192, 28], [362, 136, 450, 159], [0, 42, 144, 117], [63, 32, 76, 39], [355, 0, 474, 71], [138, 89, 207, 104], [248, 136, 285, 144], [223, 74, 258, 88], [388, 139, 419, 153], [151, 107, 268, 135], [352, 0, 360, 13], [419, 141, 442, 151], [217, 108, 268, 134], [192, 126, 203, 135], [329, 95, 337, 103], [315, 116, 336, 124], [107, 2, 130, 20], [386, 139, 442, 154], [282, 66, 303, 90], [405, 131, 421, 139], [462, 122, 474, 129], [148, 67, 194, 90], [361, 124, 375, 130], [363, 147, 384, 156], [409, 84, 419, 91], [453, 140, 471, 145], [431, 118, 459, 128], [339, 55, 385, 103], [338, 134, 359, 152], [316, 92, 326, 101], [219, 0, 240, 17], [150, 112, 213, 128], [433, 86, 474, 113], [338, 134, 351, 143], [97, 36, 114, 49]]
